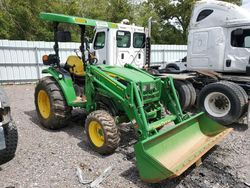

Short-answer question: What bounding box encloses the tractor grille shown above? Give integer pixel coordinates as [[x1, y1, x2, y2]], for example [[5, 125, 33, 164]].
[[140, 81, 161, 104]]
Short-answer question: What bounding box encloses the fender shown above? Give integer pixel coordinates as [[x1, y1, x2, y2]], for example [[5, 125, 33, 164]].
[[42, 67, 77, 106], [165, 63, 180, 70]]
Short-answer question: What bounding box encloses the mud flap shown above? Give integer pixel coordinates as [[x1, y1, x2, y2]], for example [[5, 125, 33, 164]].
[[0, 125, 6, 150], [134, 112, 232, 183]]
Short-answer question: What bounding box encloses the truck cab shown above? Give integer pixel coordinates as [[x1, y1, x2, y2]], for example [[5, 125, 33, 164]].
[[91, 21, 147, 68], [187, 0, 250, 73]]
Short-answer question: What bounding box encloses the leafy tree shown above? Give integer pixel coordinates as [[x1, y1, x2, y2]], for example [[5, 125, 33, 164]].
[[107, 0, 133, 22], [135, 0, 241, 44], [0, 0, 244, 43]]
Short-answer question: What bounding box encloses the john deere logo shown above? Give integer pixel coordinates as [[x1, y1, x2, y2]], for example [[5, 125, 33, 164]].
[[75, 18, 87, 23]]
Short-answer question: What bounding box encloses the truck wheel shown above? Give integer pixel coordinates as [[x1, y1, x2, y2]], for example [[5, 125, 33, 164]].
[[198, 81, 246, 125], [85, 110, 120, 155], [0, 121, 18, 164], [174, 80, 191, 111], [35, 77, 72, 130], [185, 80, 196, 107], [228, 82, 248, 117]]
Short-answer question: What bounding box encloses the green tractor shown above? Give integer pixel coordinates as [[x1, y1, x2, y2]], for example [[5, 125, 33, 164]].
[[35, 12, 232, 182]]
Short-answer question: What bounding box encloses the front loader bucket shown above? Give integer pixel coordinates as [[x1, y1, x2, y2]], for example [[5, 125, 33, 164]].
[[134, 112, 232, 183]]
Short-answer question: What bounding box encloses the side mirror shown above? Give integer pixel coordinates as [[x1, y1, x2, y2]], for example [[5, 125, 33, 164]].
[[233, 28, 243, 36], [57, 31, 71, 42]]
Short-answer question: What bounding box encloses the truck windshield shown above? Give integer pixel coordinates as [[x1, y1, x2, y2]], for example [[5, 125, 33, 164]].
[[133, 33, 145, 48], [231, 29, 250, 48], [117, 31, 131, 48]]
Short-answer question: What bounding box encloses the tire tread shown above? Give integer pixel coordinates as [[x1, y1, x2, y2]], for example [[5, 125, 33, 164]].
[[86, 110, 120, 155]]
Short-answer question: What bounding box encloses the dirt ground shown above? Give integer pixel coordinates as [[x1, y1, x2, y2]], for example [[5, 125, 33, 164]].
[[0, 84, 249, 188]]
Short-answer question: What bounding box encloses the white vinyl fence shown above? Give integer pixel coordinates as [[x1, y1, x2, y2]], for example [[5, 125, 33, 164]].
[[0, 40, 187, 83]]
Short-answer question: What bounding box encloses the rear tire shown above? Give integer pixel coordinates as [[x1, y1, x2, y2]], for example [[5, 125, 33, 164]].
[[174, 80, 191, 111], [198, 81, 246, 125], [85, 110, 120, 155], [185, 80, 196, 107], [229, 82, 248, 117], [34, 77, 72, 130], [0, 121, 18, 164]]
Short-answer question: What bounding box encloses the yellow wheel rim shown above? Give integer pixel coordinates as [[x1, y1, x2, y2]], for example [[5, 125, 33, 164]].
[[88, 121, 105, 147], [37, 90, 51, 119]]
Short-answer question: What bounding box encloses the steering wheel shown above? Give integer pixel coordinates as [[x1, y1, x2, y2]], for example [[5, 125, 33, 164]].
[[74, 48, 98, 64]]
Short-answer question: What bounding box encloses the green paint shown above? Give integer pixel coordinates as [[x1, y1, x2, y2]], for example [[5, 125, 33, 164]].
[[42, 67, 78, 106], [41, 60, 231, 183], [99, 65, 156, 83], [42, 64, 231, 182], [134, 113, 231, 182], [160, 77, 185, 123], [148, 115, 176, 131], [39, 13, 231, 183], [40, 12, 118, 28]]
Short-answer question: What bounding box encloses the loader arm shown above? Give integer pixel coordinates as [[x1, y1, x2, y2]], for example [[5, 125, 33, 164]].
[[86, 65, 183, 140], [87, 65, 232, 182], [125, 64, 186, 122], [36, 11, 234, 183], [87, 66, 152, 139]]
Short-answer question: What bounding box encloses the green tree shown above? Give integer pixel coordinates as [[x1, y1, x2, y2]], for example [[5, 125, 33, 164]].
[[0, 0, 244, 42], [107, 0, 133, 22], [135, 0, 241, 44]]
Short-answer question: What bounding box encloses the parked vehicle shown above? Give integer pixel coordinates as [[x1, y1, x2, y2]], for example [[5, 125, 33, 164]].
[[34, 12, 231, 182], [0, 87, 18, 164], [152, 0, 250, 125], [92, 0, 250, 125]]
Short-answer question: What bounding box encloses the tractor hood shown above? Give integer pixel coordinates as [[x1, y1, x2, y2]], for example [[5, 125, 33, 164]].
[[99, 65, 157, 83]]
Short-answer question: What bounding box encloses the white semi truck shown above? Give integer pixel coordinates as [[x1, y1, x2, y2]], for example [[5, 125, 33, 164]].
[[70, 0, 249, 126], [161, 0, 250, 125], [90, 19, 147, 68]]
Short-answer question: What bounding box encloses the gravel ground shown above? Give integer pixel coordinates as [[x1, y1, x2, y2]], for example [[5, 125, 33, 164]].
[[0, 84, 249, 188]]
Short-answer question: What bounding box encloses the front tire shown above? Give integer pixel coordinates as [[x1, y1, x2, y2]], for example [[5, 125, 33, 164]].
[[198, 81, 246, 125], [85, 110, 120, 155], [35, 77, 72, 129], [0, 121, 18, 164]]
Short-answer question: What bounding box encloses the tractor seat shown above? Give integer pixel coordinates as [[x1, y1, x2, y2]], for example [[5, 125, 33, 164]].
[[65, 56, 85, 77]]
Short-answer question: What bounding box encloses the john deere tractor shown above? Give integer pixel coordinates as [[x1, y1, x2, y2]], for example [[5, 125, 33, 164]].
[[35, 12, 232, 182]]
